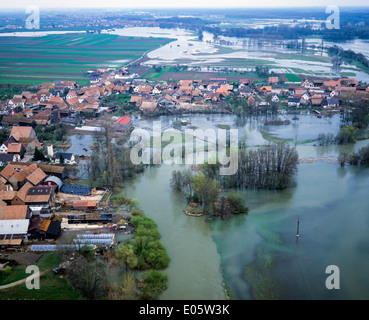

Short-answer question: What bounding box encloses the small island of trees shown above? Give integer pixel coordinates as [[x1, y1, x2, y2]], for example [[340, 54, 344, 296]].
[[171, 143, 299, 219]]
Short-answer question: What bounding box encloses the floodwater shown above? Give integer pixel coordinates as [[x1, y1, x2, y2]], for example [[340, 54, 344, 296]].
[[107, 27, 369, 82], [211, 154, 369, 300], [119, 113, 369, 300], [124, 164, 226, 300]]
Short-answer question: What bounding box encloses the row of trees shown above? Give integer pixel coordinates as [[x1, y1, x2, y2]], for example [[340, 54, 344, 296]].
[[339, 145, 369, 167], [328, 45, 369, 69], [318, 125, 357, 146], [227, 143, 299, 190]]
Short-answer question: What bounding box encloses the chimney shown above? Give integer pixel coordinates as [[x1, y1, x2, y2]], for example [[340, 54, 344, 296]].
[[47, 144, 54, 157]]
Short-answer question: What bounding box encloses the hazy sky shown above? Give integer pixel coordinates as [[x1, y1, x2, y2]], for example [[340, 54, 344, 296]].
[[0, 0, 368, 9]]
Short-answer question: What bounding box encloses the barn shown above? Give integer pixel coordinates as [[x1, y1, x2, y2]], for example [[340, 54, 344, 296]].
[[43, 176, 63, 192], [114, 116, 132, 132], [72, 200, 97, 210]]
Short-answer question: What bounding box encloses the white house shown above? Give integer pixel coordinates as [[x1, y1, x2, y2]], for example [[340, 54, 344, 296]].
[[54, 152, 76, 165], [271, 94, 280, 103]]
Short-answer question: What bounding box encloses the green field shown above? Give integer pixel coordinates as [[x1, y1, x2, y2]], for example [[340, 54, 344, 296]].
[[283, 73, 302, 82], [0, 33, 172, 85]]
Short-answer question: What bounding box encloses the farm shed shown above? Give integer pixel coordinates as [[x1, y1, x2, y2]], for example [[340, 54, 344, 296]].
[[60, 185, 93, 196], [72, 200, 97, 210], [43, 175, 63, 192]]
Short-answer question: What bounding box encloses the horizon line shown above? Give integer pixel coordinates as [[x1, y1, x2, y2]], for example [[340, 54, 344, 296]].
[[2, 5, 369, 9]]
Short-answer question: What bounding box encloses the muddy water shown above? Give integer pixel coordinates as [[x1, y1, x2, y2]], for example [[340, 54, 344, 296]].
[[124, 163, 226, 300]]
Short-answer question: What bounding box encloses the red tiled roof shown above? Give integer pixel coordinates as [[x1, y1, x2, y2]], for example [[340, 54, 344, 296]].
[[114, 116, 131, 125]]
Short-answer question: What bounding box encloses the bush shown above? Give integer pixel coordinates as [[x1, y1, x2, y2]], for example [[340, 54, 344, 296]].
[[226, 191, 249, 214], [335, 125, 356, 144], [131, 209, 144, 216], [141, 270, 168, 300]]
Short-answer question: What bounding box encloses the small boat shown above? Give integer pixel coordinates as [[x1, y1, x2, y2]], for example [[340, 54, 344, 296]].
[[83, 148, 88, 151]]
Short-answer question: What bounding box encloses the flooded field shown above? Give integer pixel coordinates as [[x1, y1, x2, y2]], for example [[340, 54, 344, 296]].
[[107, 27, 369, 81]]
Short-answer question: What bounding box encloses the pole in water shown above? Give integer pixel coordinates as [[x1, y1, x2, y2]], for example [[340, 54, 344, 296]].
[[296, 215, 300, 238]]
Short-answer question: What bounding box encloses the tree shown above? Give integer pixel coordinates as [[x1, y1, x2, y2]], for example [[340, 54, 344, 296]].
[[66, 255, 108, 300], [335, 125, 356, 144], [226, 191, 248, 214], [109, 272, 137, 300], [115, 243, 138, 272], [33, 148, 47, 162], [193, 172, 220, 214], [141, 270, 168, 300], [170, 168, 194, 203], [59, 154, 65, 164]]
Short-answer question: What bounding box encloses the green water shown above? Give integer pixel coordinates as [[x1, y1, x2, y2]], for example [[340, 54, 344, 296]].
[[120, 114, 369, 300], [124, 164, 226, 300]]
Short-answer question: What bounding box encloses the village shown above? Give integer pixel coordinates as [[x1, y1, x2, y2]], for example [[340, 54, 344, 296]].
[[0, 64, 368, 258]]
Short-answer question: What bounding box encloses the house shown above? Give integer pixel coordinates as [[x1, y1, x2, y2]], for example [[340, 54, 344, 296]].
[[9, 126, 37, 140], [268, 76, 279, 84], [0, 205, 31, 220], [311, 94, 323, 106], [271, 94, 280, 103], [8, 97, 26, 109], [140, 101, 158, 113], [158, 96, 177, 109], [248, 96, 255, 106], [0, 191, 18, 205], [66, 90, 77, 100], [24, 186, 55, 210], [300, 91, 311, 103], [27, 216, 61, 240], [0, 136, 17, 153], [18, 137, 43, 154], [114, 116, 132, 132], [0, 219, 30, 246], [288, 98, 301, 107], [7, 143, 25, 160], [259, 86, 272, 95], [54, 152, 76, 165], [326, 97, 340, 108], [0, 154, 16, 166], [152, 86, 162, 95], [301, 79, 313, 88], [239, 86, 254, 98], [38, 164, 67, 180], [26, 167, 47, 186]]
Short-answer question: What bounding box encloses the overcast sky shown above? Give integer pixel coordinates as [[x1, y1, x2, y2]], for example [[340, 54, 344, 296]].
[[0, 1, 368, 9]]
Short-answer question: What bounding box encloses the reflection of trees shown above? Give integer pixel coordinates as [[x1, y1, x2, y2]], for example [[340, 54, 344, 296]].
[[336, 166, 347, 179]]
